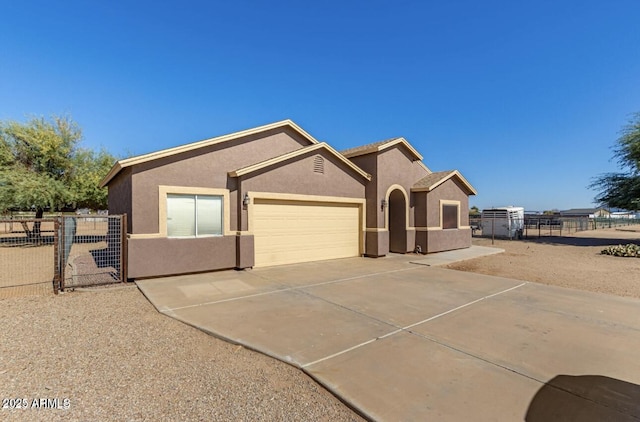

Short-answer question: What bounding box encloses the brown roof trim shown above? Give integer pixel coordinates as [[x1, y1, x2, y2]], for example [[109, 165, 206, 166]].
[[416, 161, 432, 174], [340, 137, 423, 161], [100, 119, 320, 187], [412, 170, 477, 195], [229, 142, 372, 180]]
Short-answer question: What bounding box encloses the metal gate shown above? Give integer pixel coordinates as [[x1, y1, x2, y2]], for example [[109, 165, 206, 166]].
[[0, 215, 127, 297]]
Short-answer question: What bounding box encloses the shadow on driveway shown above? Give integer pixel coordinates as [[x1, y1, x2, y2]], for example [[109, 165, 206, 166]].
[[526, 375, 640, 421]]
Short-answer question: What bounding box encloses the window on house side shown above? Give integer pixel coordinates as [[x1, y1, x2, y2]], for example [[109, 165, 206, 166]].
[[167, 194, 223, 237], [443, 204, 458, 229]]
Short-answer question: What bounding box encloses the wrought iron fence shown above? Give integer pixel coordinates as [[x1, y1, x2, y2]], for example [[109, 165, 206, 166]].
[[470, 215, 640, 239], [0, 215, 127, 298]]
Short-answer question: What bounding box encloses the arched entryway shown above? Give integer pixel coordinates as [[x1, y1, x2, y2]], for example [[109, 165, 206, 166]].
[[388, 189, 407, 253]]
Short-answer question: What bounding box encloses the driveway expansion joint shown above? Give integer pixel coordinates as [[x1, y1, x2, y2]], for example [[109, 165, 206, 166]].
[[164, 266, 422, 312], [302, 281, 528, 368]]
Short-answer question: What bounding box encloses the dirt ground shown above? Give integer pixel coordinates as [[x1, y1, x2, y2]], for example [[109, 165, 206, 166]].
[[2, 226, 639, 420], [447, 227, 640, 299], [0, 286, 363, 422]]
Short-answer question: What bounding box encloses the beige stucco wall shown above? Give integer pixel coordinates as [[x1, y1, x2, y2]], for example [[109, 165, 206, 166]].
[[348, 154, 379, 228], [118, 127, 317, 278], [426, 178, 471, 228], [239, 149, 366, 200], [112, 127, 374, 278], [238, 150, 367, 258], [414, 191, 428, 228], [423, 228, 472, 253], [350, 146, 430, 255], [130, 127, 311, 235], [107, 167, 133, 232], [423, 177, 472, 252], [364, 230, 388, 257], [128, 236, 237, 279], [376, 146, 430, 228], [109, 125, 475, 277], [349, 148, 474, 256]]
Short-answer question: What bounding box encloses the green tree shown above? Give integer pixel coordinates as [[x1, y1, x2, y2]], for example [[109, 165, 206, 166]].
[[70, 148, 115, 210], [591, 113, 640, 210], [0, 115, 116, 236], [469, 205, 480, 215]]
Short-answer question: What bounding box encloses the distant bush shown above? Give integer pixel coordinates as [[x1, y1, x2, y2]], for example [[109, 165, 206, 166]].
[[601, 244, 640, 257]]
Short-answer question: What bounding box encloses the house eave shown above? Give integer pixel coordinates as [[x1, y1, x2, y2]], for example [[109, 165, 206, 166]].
[[229, 142, 372, 181], [100, 119, 320, 187], [411, 170, 477, 195], [342, 138, 423, 161]]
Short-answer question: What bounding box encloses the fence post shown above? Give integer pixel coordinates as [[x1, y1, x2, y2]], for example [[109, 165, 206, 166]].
[[60, 217, 66, 292], [121, 214, 128, 283], [53, 219, 60, 294]]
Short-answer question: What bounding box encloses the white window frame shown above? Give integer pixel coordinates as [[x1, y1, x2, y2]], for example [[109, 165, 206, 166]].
[[158, 186, 230, 238], [166, 194, 223, 238]]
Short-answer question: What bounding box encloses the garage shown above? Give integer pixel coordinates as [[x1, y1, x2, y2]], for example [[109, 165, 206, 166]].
[[252, 199, 361, 267]]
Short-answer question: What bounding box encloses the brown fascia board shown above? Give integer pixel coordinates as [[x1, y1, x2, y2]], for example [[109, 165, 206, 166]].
[[99, 119, 319, 187], [412, 170, 478, 195], [341, 137, 423, 161], [229, 142, 372, 181]]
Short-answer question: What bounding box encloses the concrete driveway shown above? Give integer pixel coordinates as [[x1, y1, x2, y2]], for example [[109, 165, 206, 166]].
[[137, 254, 640, 421]]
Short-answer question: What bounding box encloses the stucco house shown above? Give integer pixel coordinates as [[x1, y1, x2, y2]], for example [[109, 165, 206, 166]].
[[100, 120, 476, 279]]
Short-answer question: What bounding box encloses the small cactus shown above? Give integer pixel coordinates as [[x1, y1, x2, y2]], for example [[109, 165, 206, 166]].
[[601, 244, 640, 257]]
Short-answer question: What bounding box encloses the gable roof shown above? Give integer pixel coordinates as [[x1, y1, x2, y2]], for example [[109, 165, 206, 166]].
[[100, 119, 319, 187], [412, 170, 477, 195], [229, 142, 371, 180], [340, 137, 423, 161]]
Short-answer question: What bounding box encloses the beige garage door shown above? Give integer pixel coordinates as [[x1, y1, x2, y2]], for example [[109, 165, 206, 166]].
[[252, 199, 361, 267]]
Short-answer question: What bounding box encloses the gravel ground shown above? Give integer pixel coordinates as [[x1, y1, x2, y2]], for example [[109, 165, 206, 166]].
[[0, 285, 363, 421], [4, 226, 638, 421], [448, 227, 640, 299]]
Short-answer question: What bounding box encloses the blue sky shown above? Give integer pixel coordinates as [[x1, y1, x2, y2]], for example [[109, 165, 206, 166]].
[[2, 1, 639, 211]]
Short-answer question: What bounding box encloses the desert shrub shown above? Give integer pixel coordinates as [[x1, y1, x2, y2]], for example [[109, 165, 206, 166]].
[[601, 244, 640, 257]]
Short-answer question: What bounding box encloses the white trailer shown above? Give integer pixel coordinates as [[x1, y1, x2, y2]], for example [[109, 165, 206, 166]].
[[481, 207, 525, 238]]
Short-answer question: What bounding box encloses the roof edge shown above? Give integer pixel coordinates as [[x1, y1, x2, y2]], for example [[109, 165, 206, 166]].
[[412, 170, 477, 195], [229, 142, 372, 180], [100, 119, 319, 187], [99, 162, 122, 188], [416, 160, 432, 174], [342, 137, 423, 161]]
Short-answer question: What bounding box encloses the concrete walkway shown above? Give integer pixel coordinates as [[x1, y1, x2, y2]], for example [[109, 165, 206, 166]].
[[409, 245, 504, 266], [137, 251, 640, 421]]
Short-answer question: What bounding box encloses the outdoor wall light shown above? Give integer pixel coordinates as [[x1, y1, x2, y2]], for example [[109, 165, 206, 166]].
[[381, 199, 387, 211], [243, 193, 250, 206]]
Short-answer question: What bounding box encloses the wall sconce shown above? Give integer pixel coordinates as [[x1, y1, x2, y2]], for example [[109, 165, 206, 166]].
[[380, 199, 387, 212], [243, 193, 250, 207]]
